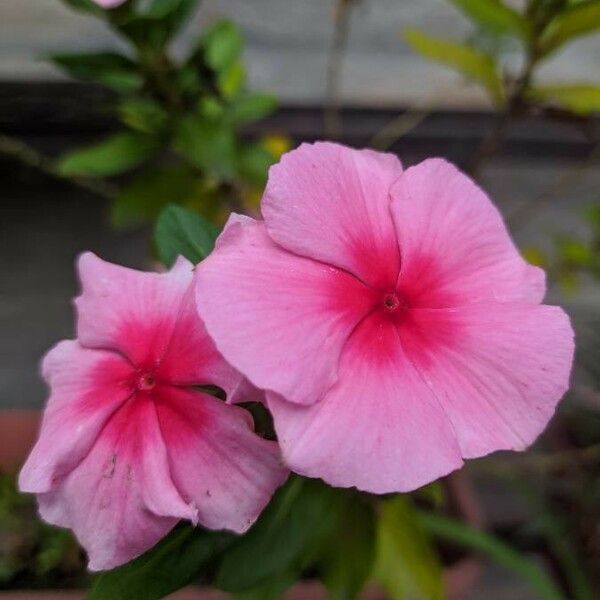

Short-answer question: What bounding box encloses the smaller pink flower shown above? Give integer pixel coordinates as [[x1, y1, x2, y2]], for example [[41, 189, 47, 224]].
[[19, 253, 287, 571], [92, 0, 127, 9]]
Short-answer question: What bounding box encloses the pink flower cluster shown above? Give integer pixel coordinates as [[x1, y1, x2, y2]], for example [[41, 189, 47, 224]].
[[20, 142, 574, 570]]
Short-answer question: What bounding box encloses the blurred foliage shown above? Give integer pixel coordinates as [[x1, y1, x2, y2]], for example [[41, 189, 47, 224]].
[[404, 0, 600, 115], [0, 473, 85, 589], [52, 0, 289, 229]]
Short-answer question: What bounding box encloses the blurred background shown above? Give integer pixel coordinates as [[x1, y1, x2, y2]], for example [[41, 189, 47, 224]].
[[1, 1, 599, 598]]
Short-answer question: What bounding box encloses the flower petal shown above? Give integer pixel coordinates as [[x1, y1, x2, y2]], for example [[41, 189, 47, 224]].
[[391, 159, 545, 307], [195, 216, 377, 406], [19, 340, 132, 494], [75, 253, 194, 366], [268, 312, 463, 493], [36, 396, 196, 571], [155, 386, 288, 533], [262, 142, 403, 289], [400, 303, 574, 457]]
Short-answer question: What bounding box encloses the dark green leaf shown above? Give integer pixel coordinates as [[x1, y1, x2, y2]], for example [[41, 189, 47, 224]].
[[154, 204, 219, 266], [112, 166, 197, 228], [203, 20, 244, 72], [527, 84, 600, 115], [174, 113, 236, 179], [49, 52, 142, 92], [118, 98, 169, 133], [237, 141, 277, 186], [404, 29, 504, 106], [60, 0, 102, 14], [57, 132, 159, 177], [540, 1, 600, 55], [418, 511, 565, 600], [216, 476, 340, 592], [229, 93, 278, 124], [319, 496, 376, 600], [374, 496, 443, 600], [450, 0, 530, 38], [89, 524, 234, 600]]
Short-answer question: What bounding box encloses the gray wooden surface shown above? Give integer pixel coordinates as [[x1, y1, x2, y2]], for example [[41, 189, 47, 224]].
[[1, 0, 600, 107]]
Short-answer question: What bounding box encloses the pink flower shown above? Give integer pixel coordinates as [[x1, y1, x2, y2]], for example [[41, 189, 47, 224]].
[[92, 0, 127, 8], [196, 142, 575, 494], [19, 253, 287, 571]]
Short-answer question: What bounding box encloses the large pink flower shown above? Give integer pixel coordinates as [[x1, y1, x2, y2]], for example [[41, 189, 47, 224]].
[[19, 253, 287, 571], [196, 142, 575, 494]]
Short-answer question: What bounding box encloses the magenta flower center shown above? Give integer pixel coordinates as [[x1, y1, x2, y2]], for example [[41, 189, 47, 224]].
[[137, 372, 156, 391], [382, 292, 402, 312]]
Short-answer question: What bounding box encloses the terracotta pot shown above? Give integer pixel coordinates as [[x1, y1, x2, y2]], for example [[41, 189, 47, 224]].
[[0, 410, 483, 599]]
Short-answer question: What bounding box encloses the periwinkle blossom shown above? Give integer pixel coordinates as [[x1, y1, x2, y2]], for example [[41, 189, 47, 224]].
[[196, 141, 575, 494], [19, 253, 287, 570]]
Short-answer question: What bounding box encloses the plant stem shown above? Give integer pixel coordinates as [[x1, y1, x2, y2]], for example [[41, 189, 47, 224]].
[[0, 133, 116, 200]]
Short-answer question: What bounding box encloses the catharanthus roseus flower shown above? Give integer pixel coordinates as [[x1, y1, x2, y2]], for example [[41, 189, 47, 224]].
[[19, 253, 287, 570], [196, 142, 575, 494]]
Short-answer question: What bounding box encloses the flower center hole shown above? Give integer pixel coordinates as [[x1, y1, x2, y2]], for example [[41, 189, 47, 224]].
[[383, 293, 401, 312], [137, 373, 156, 391]]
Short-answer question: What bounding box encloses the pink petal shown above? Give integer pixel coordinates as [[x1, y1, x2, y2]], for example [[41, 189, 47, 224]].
[[268, 312, 463, 493], [400, 303, 574, 457], [19, 341, 132, 493], [36, 396, 196, 571], [195, 216, 378, 406], [75, 253, 194, 367], [262, 142, 403, 289], [155, 387, 288, 533], [391, 159, 545, 308]]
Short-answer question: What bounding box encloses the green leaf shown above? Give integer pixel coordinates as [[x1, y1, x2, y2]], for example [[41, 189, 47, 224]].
[[174, 113, 236, 179], [418, 511, 565, 600], [540, 1, 600, 55], [89, 524, 234, 600], [557, 237, 593, 266], [49, 52, 142, 92], [118, 98, 169, 133], [449, 0, 530, 38], [60, 0, 102, 14], [217, 61, 246, 100], [57, 132, 159, 177], [203, 20, 244, 72], [154, 204, 219, 266], [229, 93, 278, 124], [319, 496, 376, 600], [216, 476, 340, 592], [375, 496, 444, 600], [112, 166, 197, 228], [237, 141, 277, 186], [404, 29, 504, 106], [527, 84, 600, 115]]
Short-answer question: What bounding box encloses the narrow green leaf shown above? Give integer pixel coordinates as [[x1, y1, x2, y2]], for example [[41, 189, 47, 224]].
[[217, 61, 246, 100], [229, 93, 278, 124], [375, 496, 444, 600], [203, 20, 244, 72], [418, 511, 565, 600], [174, 113, 236, 179], [57, 132, 159, 177], [527, 84, 600, 115], [49, 52, 142, 92], [112, 166, 196, 228], [60, 0, 102, 14], [319, 496, 376, 600], [540, 1, 600, 55], [216, 477, 340, 592], [89, 524, 234, 600], [154, 204, 219, 266], [404, 29, 504, 106], [450, 0, 530, 38], [118, 98, 169, 133]]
